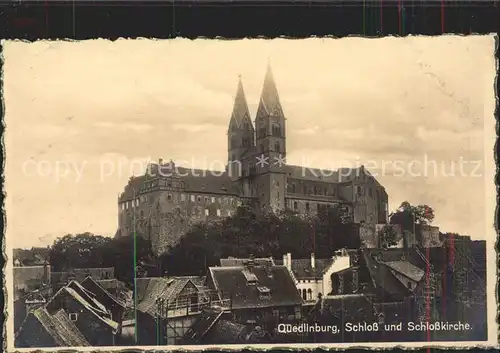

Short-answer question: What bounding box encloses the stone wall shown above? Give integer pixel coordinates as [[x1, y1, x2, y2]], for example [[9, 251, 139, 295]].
[[359, 223, 378, 248], [119, 189, 240, 255], [419, 225, 442, 248]]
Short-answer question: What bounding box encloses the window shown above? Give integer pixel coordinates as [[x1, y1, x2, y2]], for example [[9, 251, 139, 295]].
[[291, 184, 296, 193], [167, 193, 172, 201], [273, 309, 280, 317], [205, 209, 209, 216], [302, 289, 307, 300], [305, 203, 310, 212], [190, 195, 195, 202], [181, 193, 186, 201], [275, 141, 280, 153], [69, 313, 78, 321], [303, 185, 307, 194], [307, 289, 313, 300], [324, 187, 328, 196], [140, 210, 144, 218], [260, 144, 264, 152], [211, 197, 215, 203], [217, 209, 221, 216], [408, 281, 412, 290], [294, 201, 298, 210], [272, 123, 281, 136], [197, 196, 201, 202]]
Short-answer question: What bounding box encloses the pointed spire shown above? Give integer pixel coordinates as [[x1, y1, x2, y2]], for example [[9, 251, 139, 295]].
[[257, 61, 283, 118], [229, 75, 251, 130]]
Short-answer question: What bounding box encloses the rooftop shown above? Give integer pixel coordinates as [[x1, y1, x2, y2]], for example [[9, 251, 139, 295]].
[[209, 265, 303, 310], [20, 308, 90, 347]]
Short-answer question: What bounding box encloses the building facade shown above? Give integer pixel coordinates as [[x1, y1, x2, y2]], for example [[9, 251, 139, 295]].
[[116, 64, 389, 255]]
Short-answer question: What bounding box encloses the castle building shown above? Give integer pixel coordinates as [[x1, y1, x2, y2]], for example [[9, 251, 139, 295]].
[[116, 64, 389, 255]]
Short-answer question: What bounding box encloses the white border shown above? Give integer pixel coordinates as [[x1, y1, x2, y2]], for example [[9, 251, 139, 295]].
[[3, 35, 498, 351]]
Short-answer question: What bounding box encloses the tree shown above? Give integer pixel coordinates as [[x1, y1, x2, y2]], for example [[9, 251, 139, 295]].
[[106, 233, 156, 285], [378, 225, 401, 249], [49, 232, 155, 286], [389, 201, 435, 232], [160, 205, 359, 276], [49, 233, 113, 271]]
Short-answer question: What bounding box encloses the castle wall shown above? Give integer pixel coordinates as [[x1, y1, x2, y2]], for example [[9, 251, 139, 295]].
[[419, 225, 442, 248], [119, 189, 240, 255]]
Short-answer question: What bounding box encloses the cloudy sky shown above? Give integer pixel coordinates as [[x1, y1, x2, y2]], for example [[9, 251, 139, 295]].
[[3, 37, 496, 249]]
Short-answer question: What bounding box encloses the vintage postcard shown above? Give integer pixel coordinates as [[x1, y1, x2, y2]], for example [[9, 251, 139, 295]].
[[2, 36, 497, 350]]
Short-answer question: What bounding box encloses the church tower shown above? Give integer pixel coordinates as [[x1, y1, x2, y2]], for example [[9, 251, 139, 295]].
[[254, 63, 287, 212], [227, 75, 255, 180]]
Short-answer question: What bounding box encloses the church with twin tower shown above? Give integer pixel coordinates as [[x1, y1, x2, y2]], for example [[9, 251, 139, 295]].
[[116, 64, 389, 255]]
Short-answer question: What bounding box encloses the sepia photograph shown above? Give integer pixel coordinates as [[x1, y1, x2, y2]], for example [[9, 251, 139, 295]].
[[2, 36, 497, 350]]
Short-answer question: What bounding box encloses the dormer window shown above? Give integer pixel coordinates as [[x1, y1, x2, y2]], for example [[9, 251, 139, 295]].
[[257, 286, 271, 299], [69, 313, 78, 321], [242, 269, 258, 285]]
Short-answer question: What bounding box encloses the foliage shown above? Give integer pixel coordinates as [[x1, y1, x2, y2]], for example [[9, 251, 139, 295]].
[[160, 205, 360, 276], [49, 233, 113, 271], [48, 232, 155, 286], [378, 225, 401, 249], [389, 201, 435, 232]]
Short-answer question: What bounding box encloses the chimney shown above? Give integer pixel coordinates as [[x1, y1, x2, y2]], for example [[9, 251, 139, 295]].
[[311, 253, 315, 269], [286, 253, 292, 271], [282, 254, 287, 268], [159, 158, 163, 165]]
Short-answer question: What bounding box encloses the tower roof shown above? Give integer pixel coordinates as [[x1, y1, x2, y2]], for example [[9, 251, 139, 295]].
[[256, 62, 284, 119], [229, 75, 252, 130]]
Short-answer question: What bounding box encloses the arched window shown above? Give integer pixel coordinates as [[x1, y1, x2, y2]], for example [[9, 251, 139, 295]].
[[275, 141, 280, 153], [302, 289, 307, 300], [272, 123, 281, 136], [307, 289, 312, 300]]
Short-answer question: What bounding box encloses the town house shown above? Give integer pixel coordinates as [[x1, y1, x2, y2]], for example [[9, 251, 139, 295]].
[[206, 259, 304, 330]]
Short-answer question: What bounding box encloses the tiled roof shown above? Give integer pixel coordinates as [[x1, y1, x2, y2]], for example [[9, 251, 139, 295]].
[[360, 249, 427, 297], [220, 257, 275, 267], [120, 164, 241, 201], [285, 165, 361, 183], [30, 308, 90, 347], [59, 286, 119, 332], [320, 294, 376, 321], [382, 261, 425, 282], [275, 258, 334, 279], [13, 247, 49, 266], [183, 309, 226, 344], [66, 281, 109, 315], [209, 265, 303, 309], [81, 276, 126, 308], [136, 277, 196, 317]]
